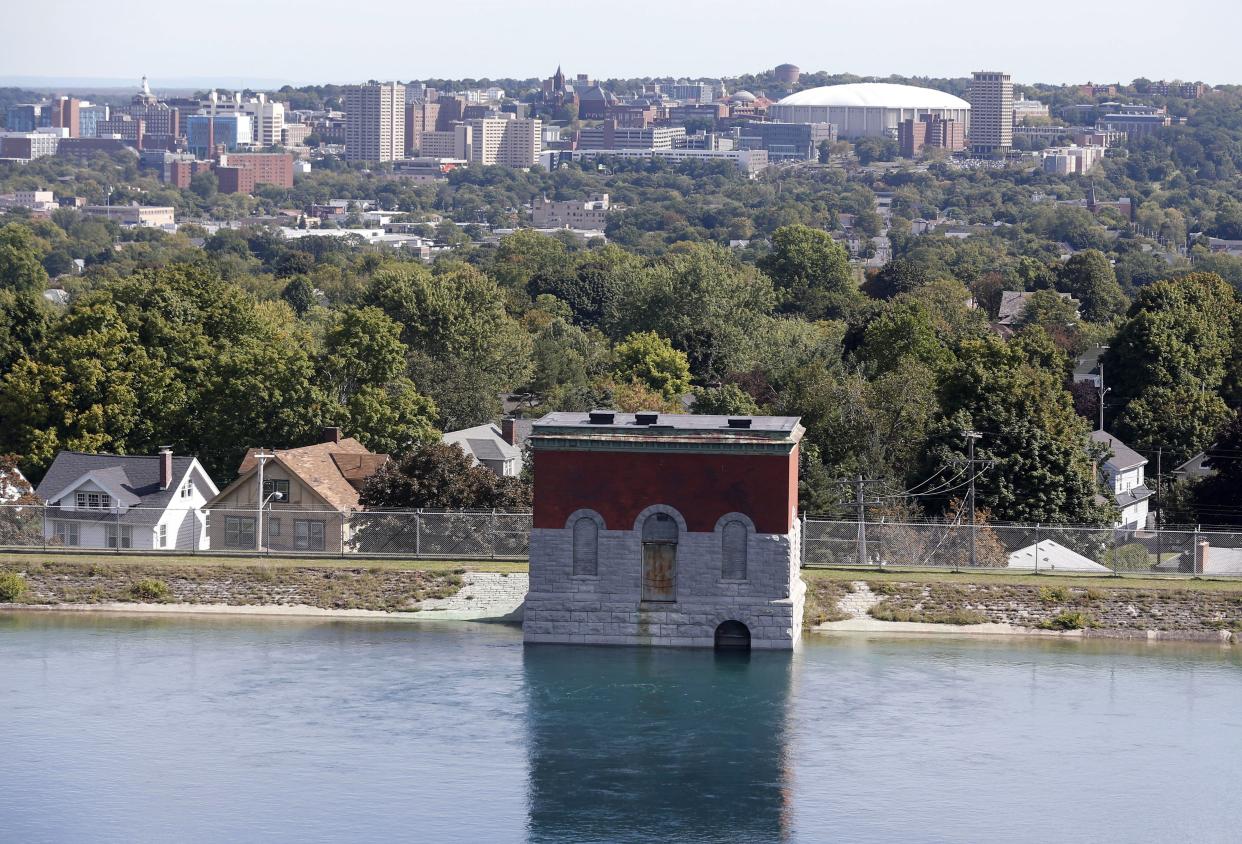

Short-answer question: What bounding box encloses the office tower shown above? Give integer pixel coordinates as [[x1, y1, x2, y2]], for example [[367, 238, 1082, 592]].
[[969, 71, 1013, 156], [345, 82, 405, 162]]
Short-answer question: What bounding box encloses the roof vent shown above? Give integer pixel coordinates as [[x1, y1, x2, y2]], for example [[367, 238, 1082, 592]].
[[588, 410, 615, 425], [727, 417, 753, 429], [635, 412, 659, 425]]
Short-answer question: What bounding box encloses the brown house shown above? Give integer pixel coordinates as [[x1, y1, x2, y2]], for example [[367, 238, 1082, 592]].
[[203, 428, 387, 553]]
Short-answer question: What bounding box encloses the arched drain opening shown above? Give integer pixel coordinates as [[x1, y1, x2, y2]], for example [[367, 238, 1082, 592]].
[[714, 620, 751, 651]]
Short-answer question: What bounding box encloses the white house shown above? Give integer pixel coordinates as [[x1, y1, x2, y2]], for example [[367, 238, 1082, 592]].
[[442, 422, 523, 477], [34, 449, 218, 550], [1091, 430, 1152, 531]]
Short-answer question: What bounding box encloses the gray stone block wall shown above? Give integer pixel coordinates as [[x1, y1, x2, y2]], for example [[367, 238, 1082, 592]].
[[525, 514, 805, 649]]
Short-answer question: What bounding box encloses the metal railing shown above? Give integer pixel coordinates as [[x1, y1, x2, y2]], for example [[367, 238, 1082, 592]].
[[4, 502, 1242, 576]]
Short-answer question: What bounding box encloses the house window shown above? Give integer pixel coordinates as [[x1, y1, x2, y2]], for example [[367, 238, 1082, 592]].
[[572, 517, 598, 576], [294, 519, 325, 551], [263, 478, 290, 502], [722, 520, 748, 580], [180, 478, 193, 499], [75, 491, 112, 509], [269, 517, 281, 538], [225, 516, 256, 549], [156, 524, 168, 548], [53, 521, 79, 546], [106, 524, 133, 549]]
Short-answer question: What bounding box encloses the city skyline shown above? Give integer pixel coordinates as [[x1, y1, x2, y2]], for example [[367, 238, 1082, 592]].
[[4, 0, 1241, 88]]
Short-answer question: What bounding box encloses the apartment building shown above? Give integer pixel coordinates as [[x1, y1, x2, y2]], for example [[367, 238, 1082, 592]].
[[532, 193, 610, 228], [468, 117, 541, 167], [345, 82, 405, 162], [420, 124, 472, 159]]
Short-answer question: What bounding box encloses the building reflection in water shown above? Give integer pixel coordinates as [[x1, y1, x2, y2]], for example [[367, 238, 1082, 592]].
[[523, 645, 794, 844]]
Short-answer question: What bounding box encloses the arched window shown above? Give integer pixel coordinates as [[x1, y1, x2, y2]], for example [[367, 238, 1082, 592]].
[[722, 520, 748, 580], [572, 517, 598, 576], [641, 512, 678, 602]]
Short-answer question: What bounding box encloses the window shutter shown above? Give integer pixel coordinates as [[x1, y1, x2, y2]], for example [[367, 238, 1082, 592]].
[[722, 521, 748, 580], [572, 518, 598, 576]]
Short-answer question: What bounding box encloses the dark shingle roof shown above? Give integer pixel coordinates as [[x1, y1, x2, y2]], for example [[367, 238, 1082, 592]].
[[34, 451, 201, 512], [1091, 430, 1147, 472]]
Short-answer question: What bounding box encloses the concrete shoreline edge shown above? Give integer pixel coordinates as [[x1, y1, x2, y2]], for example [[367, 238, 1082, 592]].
[[3, 602, 1234, 645]]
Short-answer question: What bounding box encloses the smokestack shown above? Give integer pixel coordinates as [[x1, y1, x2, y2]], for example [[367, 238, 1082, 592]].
[[322, 426, 342, 444], [158, 446, 173, 490], [501, 418, 516, 446]]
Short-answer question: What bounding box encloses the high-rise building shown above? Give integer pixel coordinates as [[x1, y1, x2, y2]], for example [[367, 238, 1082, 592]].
[[467, 117, 541, 167], [186, 114, 252, 155], [969, 71, 1013, 156], [405, 100, 440, 154], [195, 92, 286, 147], [345, 82, 405, 162], [78, 103, 108, 138], [51, 97, 81, 137]]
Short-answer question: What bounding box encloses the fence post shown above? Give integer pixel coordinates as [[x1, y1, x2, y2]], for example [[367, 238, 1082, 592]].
[[42, 503, 48, 551], [1034, 523, 1040, 576], [800, 512, 807, 568], [877, 517, 885, 569], [490, 509, 497, 560], [1111, 528, 1120, 577], [415, 509, 421, 559], [115, 506, 121, 555], [1194, 524, 1202, 574]]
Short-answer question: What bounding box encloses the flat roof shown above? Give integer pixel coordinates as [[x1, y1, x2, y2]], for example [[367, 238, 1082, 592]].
[[533, 411, 800, 433]]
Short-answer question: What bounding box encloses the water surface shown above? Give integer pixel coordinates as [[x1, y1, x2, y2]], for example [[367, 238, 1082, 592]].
[[1, 613, 1239, 843]]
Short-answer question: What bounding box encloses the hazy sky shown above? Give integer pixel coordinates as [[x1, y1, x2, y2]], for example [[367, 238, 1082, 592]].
[[5, 0, 1240, 87]]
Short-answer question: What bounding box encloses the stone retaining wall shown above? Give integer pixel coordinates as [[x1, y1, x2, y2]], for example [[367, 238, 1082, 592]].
[[808, 578, 1242, 636]]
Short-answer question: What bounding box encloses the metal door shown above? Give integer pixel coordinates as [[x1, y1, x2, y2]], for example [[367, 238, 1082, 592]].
[[642, 542, 677, 602]]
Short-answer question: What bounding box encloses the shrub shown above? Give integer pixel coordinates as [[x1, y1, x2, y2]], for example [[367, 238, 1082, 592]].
[[1038, 610, 1096, 630], [0, 571, 27, 602], [869, 603, 988, 625], [1039, 585, 1071, 603], [1105, 543, 1151, 572], [130, 578, 171, 602]]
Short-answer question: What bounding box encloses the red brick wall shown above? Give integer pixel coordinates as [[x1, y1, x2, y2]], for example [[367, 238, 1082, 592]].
[[533, 446, 798, 534]]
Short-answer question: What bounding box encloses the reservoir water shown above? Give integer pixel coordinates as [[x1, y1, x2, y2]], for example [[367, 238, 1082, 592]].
[[2, 613, 1240, 843]]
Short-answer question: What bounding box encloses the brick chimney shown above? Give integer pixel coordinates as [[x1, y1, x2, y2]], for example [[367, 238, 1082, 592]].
[[158, 446, 173, 490], [501, 417, 516, 446], [322, 426, 342, 444]]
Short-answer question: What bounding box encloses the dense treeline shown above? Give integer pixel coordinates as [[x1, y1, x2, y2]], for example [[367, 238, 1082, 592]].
[[5, 207, 1242, 526]]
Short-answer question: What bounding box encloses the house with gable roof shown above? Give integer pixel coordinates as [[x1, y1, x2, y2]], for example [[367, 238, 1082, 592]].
[[1091, 430, 1153, 531], [34, 448, 218, 550], [202, 427, 388, 553]]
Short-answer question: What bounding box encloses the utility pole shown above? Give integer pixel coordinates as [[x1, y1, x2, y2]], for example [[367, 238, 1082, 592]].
[[254, 449, 275, 550], [838, 475, 882, 567], [959, 431, 997, 569], [1096, 349, 1110, 432], [1155, 446, 1163, 569]]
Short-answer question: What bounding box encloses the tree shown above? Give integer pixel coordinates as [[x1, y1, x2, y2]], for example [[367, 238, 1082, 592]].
[[817, 140, 832, 164], [359, 442, 530, 510], [922, 337, 1113, 525], [866, 258, 929, 300], [612, 331, 692, 401], [190, 171, 218, 201], [319, 306, 438, 455], [1193, 409, 1242, 526], [0, 223, 49, 293], [757, 224, 854, 318], [1106, 273, 1240, 455], [367, 263, 532, 429], [281, 276, 317, 316], [692, 384, 760, 416], [1018, 289, 1080, 331], [1057, 250, 1127, 323]]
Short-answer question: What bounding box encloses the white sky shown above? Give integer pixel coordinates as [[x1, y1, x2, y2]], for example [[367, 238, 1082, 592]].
[[3, 0, 1239, 87]]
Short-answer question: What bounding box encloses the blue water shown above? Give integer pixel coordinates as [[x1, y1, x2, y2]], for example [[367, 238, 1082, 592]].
[[1, 613, 1240, 843]]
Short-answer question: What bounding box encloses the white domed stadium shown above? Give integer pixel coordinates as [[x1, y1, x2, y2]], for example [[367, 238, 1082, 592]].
[[769, 82, 971, 139]]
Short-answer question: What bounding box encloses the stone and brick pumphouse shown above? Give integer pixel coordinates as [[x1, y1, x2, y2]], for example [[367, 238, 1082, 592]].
[[524, 411, 806, 650]]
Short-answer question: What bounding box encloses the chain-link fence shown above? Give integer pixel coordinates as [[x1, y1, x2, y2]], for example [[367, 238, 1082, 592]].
[[6, 502, 1242, 575], [801, 518, 1242, 576], [0, 504, 532, 560]]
